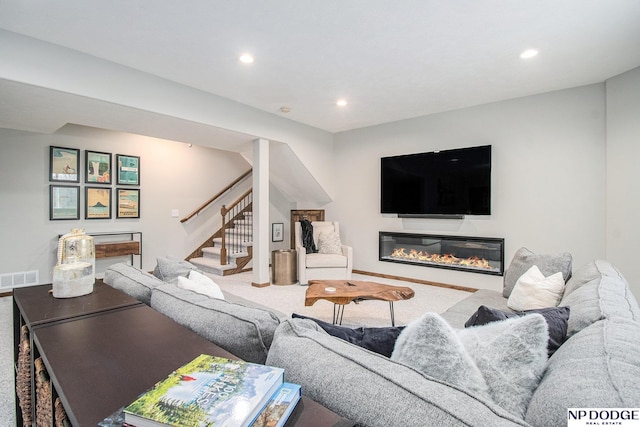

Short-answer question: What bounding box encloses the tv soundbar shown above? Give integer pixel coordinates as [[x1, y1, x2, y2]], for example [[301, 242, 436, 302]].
[[397, 213, 465, 220]]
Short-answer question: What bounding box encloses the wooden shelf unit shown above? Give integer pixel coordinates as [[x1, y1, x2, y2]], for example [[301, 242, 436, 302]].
[[90, 231, 142, 269], [95, 240, 140, 258]]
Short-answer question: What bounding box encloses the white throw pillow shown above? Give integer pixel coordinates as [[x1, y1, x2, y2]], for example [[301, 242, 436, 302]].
[[317, 231, 343, 255], [507, 265, 565, 311], [176, 271, 225, 300]]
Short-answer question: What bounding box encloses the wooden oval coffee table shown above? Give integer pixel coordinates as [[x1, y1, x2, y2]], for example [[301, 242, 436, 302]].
[[305, 280, 415, 326]]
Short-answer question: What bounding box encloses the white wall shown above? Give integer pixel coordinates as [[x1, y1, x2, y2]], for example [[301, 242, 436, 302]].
[[606, 66, 640, 298], [331, 84, 607, 291], [0, 125, 251, 285]]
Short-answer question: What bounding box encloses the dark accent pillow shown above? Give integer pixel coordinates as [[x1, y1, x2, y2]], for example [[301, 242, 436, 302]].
[[292, 313, 404, 357], [464, 305, 570, 356]]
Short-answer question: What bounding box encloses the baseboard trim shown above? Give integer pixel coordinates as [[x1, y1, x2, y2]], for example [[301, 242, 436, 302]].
[[352, 269, 477, 293]]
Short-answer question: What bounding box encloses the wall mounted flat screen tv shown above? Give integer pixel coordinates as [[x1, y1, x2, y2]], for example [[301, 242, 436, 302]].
[[381, 145, 491, 216]]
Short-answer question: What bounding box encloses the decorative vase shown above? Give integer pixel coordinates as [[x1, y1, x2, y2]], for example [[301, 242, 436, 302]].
[[52, 228, 95, 298]]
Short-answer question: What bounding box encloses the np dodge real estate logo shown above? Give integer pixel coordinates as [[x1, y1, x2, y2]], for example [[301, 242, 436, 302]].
[[568, 409, 640, 426]]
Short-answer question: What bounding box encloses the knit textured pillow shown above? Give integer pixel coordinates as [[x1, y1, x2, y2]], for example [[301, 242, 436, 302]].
[[317, 231, 343, 254]]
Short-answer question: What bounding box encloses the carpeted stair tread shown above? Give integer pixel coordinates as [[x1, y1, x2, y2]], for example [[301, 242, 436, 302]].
[[189, 257, 237, 275], [202, 246, 250, 258]]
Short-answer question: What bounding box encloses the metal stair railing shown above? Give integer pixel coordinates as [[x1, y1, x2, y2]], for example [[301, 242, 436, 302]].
[[220, 189, 253, 265]]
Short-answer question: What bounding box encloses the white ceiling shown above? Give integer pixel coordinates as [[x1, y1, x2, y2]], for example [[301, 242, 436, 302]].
[[1, 0, 639, 134]]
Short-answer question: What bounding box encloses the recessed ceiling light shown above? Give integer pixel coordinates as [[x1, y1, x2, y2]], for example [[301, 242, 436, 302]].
[[239, 53, 254, 64], [336, 99, 348, 107], [280, 106, 291, 113], [520, 49, 539, 59]]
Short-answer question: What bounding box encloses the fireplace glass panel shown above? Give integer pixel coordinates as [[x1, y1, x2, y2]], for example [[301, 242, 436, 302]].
[[379, 232, 504, 276]]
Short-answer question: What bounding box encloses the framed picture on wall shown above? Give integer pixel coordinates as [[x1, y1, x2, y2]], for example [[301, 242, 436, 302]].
[[49, 185, 80, 220], [272, 223, 284, 242], [116, 188, 140, 218], [85, 187, 112, 219], [50, 146, 80, 182], [85, 150, 112, 184], [116, 154, 140, 185]]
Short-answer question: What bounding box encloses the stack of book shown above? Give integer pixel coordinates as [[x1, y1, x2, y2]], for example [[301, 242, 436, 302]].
[[250, 382, 301, 427], [123, 354, 301, 427]]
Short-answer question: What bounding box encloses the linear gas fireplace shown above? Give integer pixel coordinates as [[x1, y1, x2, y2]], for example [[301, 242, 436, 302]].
[[379, 232, 504, 276]]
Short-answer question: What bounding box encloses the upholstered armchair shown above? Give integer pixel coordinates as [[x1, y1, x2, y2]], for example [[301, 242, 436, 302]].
[[294, 221, 353, 285]]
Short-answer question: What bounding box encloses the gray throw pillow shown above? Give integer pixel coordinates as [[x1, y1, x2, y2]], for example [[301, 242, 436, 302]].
[[392, 312, 548, 418], [153, 257, 198, 282], [458, 314, 548, 418], [391, 313, 490, 399], [503, 247, 572, 298]]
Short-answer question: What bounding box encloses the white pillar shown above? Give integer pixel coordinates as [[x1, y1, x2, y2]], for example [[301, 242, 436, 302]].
[[252, 138, 270, 287]]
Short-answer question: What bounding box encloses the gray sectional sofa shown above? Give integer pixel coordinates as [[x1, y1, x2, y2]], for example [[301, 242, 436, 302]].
[[104, 261, 285, 364], [104, 258, 640, 427]]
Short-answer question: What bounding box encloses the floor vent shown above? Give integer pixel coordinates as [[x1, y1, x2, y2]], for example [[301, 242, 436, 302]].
[[0, 270, 39, 289]]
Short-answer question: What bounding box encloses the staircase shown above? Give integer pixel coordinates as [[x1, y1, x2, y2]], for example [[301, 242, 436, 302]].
[[181, 170, 254, 276], [189, 211, 253, 275]]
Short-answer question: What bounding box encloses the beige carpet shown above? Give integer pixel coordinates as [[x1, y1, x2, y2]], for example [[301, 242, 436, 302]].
[[213, 271, 472, 328]]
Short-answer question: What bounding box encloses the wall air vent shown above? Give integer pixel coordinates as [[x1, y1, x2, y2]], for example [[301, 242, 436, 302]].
[[0, 270, 39, 289]]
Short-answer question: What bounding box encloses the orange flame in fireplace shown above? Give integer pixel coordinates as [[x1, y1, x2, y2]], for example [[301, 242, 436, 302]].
[[390, 248, 491, 269]]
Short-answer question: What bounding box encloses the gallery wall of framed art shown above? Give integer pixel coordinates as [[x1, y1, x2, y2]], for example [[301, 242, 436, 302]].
[[49, 146, 140, 221]]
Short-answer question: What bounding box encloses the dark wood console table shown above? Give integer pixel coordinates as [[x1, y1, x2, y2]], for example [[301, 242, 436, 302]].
[[13, 281, 353, 426]]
